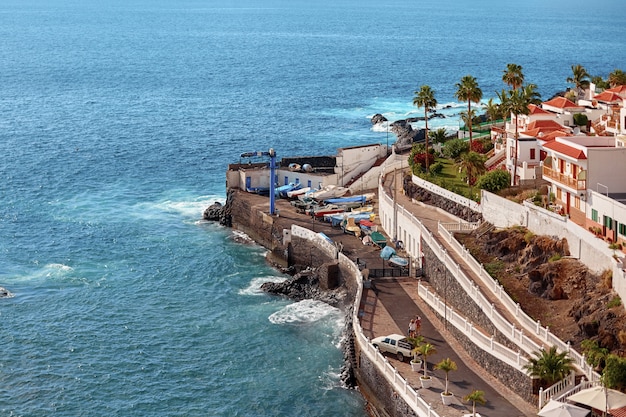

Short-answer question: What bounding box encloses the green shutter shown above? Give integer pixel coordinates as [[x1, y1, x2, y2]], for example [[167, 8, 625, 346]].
[[592, 209, 598, 222]]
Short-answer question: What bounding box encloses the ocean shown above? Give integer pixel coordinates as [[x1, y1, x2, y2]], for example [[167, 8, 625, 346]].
[[0, 0, 624, 415]]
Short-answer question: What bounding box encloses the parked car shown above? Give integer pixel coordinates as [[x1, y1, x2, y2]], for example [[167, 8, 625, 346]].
[[371, 334, 413, 362]]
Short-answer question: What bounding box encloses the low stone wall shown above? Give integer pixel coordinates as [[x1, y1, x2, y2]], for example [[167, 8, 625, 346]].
[[404, 176, 482, 223], [357, 353, 418, 417], [422, 239, 531, 388]]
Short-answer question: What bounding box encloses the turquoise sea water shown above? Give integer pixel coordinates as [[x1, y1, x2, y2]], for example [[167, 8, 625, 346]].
[[1, 1, 625, 415]]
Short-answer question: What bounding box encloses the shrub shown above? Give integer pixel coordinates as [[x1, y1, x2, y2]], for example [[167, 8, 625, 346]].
[[442, 138, 469, 159], [524, 231, 535, 244], [573, 113, 588, 127], [429, 162, 444, 175], [412, 152, 435, 171], [470, 140, 484, 153], [479, 137, 494, 153], [548, 253, 562, 262], [476, 170, 511, 193], [608, 296, 622, 308]]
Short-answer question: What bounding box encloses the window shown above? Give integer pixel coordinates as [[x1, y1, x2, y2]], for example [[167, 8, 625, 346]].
[[530, 148, 536, 160], [556, 188, 562, 200], [604, 215, 613, 229], [592, 209, 598, 222], [620, 223, 626, 237], [574, 196, 580, 209]]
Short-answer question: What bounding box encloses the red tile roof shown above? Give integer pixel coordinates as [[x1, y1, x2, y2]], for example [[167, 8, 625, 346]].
[[543, 141, 587, 159], [527, 119, 566, 130], [540, 130, 571, 142], [593, 90, 623, 102], [543, 96, 579, 109], [606, 85, 626, 95], [528, 104, 551, 115]]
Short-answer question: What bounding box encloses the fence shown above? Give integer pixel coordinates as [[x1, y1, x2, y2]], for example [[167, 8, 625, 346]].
[[292, 224, 442, 417], [418, 283, 529, 371], [437, 222, 601, 382]]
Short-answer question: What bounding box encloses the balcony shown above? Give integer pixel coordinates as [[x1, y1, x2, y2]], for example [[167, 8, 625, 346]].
[[542, 166, 586, 190]]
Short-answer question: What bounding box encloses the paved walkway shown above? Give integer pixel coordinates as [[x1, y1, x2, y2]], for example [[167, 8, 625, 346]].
[[357, 169, 539, 416]]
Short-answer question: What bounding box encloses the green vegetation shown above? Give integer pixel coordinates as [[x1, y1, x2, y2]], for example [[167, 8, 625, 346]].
[[581, 339, 609, 369], [603, 354, 626, 391], [464, 390, 486, 417], [442, 138, 469, 160], [434, 358, 457, 395], [523, 346, 574, 387], [413, 85, 438, 171], [548, 253, 562, 262], [475, 170, 510, 193], [455, 75, 483, 147], [484, 260, 505, 277], [573, 113, 588, 127], [607, 296, 622, 309], [523, 231, 535, 244]]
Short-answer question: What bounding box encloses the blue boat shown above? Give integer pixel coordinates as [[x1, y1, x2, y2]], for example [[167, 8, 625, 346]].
[[323, 195, 366, 205], [275, 182, 301, 198]]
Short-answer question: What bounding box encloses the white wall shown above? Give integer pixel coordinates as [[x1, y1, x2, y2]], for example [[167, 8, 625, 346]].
[[587, 147, 626, 194]]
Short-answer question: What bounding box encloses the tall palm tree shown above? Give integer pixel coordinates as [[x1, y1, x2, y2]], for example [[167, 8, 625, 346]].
[[429, 127, 448, 145], [464, 390, 487, 417], [523, 346, 574, 387], [502, 63, 524, 91], [413, 85, 438, 170], [566, 64, 590, 100], [460, 109, 477, 140], [608, 68, 626, 88], [499, 89, 530, 185], [455, 75, 483, 148]]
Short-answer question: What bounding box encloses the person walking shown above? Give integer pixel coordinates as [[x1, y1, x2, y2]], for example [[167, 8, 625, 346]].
[[408, 319, 416, 337], [415, 316, 422, 335]]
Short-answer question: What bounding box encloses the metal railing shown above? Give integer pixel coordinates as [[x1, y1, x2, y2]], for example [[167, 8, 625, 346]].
[[542, 166, 586, 191]]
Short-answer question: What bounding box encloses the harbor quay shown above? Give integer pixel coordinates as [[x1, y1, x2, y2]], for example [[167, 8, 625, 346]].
[[218, 157, 540, 417]]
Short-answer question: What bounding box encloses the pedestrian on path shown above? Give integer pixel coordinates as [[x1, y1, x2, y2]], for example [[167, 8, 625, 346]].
[[415, 315, 422, 335], [408, 319, 416, 337]]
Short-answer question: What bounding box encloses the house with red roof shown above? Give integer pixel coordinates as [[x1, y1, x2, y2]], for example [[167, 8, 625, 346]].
[[542, 136, 626, 236]]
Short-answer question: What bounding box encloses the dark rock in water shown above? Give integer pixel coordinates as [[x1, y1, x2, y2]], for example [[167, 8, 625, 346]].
[[203, 202, 223, 221], [203, 189, 233, 227], [261, 268, 347, 307], [370, 113, 388, 125], [0, 287, 12, 298]]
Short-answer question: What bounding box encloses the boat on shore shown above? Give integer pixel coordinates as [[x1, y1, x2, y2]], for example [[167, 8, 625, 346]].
[[307, 185, 349, 200], [287, 187, 310, 198]]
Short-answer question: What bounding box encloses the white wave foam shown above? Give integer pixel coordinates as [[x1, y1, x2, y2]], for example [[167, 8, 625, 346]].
[[154, 195, 225, 219], [268, 299, 340, 324], [319, 366, 342, 391], [229, 230, 254, 244], [238, 275, 287, 296], [45, 263, 74, 272]]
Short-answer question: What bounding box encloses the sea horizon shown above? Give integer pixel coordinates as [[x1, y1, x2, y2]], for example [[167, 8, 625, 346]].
[[1, 0, 625, 415]]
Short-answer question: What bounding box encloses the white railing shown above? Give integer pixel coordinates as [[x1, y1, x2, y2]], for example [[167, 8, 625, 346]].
[[412, 174, 482, 213], [538, 371, 577, 409], [418, 283, 528, 371], [439, 222, 480, 233], [293, 224, 441, 417], [437, 223, 601, 382]]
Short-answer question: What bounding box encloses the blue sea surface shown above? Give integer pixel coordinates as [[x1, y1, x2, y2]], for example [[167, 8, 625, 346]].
[[1, 0, 625, 415]]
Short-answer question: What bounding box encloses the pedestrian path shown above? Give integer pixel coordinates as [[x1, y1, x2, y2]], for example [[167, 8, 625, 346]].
[[362, 278, 534, 417]]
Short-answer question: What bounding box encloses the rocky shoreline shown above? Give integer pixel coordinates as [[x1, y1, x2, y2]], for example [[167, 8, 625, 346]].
[[203, 197, 360, 388]]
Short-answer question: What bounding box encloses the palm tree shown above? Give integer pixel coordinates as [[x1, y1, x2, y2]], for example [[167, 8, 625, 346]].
[[523, 346, 574, 387], [464, 390, 487, 417], [521, 83, 542, 105], [566, 64, 590, 100], [413, 85, 438, 170], [455, 75, 483, 148], [434, 357, 457, 395], [484, 98, 501, 124], [502, 63, 524, 91], [457, 151, 487, 187], [406, 335, 426, 362], [499, 88, 530, 185], [416, 342, 437, 379], [429, 127, 448, 145], [608, 69, 626, 88]]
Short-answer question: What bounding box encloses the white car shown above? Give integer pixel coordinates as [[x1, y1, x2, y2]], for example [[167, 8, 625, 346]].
[[371, 334, 413, 362]]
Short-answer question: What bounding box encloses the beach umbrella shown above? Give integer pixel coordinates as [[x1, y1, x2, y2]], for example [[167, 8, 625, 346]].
[[538, 399, 589, 417], [568, 386, 626, 411]]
